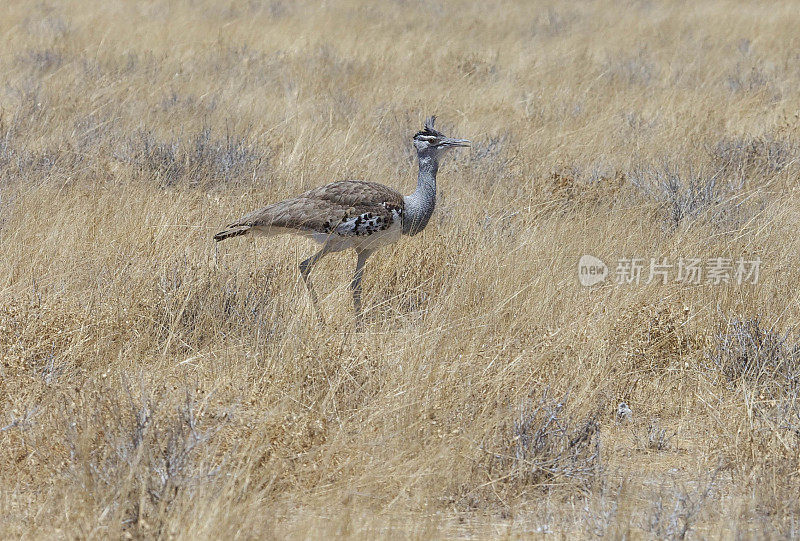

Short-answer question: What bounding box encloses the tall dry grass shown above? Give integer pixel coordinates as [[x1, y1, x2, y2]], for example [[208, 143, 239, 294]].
[[2, 0, 800, 537]]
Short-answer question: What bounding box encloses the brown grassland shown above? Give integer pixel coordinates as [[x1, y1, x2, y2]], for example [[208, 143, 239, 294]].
[[2, 0, 800, 538]]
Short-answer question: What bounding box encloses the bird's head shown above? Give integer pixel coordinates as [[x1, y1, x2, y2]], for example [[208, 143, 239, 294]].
[[412, 116, 470, 156]]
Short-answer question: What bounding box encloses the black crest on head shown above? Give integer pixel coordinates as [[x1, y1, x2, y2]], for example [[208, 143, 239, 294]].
[[414, 115, 443, 138]]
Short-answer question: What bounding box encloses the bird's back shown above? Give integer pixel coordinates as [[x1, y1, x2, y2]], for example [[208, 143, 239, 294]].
[[215, 180, 404, 242]]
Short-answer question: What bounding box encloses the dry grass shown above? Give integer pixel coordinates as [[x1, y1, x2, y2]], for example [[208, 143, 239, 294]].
[[2, 0, 800, 538]]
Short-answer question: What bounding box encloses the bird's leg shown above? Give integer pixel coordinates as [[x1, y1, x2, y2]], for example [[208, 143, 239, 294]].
[[351, 249, 372, 328], [299, 248, 327, 314]]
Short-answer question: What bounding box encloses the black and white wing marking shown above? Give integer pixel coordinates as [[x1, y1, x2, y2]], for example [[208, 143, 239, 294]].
[[334, 203, 403, 237]]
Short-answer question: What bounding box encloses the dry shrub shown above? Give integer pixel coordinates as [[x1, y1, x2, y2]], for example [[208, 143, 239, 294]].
[[472, 389, 601, 505], [0, 378, 233, 539], [63, 382, 228, 537], [711, 392, 800, 536], [628, 161, 755, 230], [708, 319, 800, 534], [641, 467, 721, 541], [709, 135, 797, 182], [113, 126, 270, 188], [712, 316, 800, 394]]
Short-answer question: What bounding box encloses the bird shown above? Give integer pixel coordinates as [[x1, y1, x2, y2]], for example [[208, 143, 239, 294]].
[[617, 402, 633, 423], [214, 116, 470, 324]]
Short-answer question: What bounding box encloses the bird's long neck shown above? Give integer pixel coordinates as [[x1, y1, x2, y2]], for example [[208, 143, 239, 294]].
[[403, 152, 438, 236]]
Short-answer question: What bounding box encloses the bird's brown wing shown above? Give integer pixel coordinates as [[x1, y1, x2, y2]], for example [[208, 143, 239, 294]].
[[222, 180, 404, 235]]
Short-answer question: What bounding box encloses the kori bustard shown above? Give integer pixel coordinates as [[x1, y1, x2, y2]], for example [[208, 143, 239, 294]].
[[214, 116, 469, 323]]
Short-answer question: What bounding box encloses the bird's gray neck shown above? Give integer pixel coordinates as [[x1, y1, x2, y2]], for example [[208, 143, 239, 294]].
[[403, 152, 438, 235]]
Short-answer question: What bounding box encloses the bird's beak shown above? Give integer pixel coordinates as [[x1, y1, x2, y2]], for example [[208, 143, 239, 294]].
[[441, 138, 471, 148]]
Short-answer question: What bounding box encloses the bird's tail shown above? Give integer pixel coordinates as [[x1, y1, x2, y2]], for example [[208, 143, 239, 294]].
[[213, 225, 251, 242]]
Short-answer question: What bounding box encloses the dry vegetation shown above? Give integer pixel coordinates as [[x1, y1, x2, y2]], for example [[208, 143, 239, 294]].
[[2, 0, 800, 538]]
